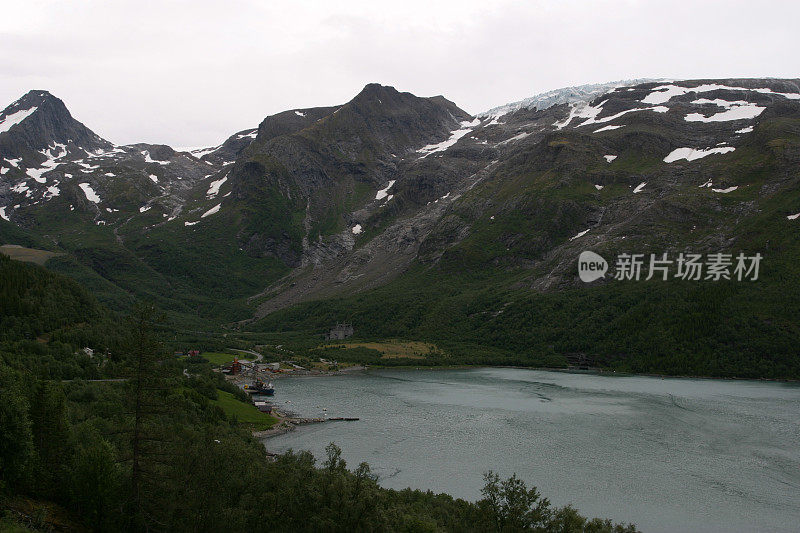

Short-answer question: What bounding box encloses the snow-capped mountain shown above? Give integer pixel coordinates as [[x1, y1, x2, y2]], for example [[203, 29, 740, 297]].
[[0, 90, 240, 225], [1, 78, 800, 331]]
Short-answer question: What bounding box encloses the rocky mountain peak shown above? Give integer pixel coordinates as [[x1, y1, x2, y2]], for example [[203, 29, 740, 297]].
[[0, 89, 111, 162], [2, 90, 53, 115]]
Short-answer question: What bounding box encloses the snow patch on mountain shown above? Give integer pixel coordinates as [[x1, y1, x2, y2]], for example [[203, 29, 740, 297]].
[[375, 180, 396, 200], [78, 183, 101, 203], [663, 147, 736, 163], [201, 203, 221, 218], [555, 100, 667, 130], [206, 175, 228, 198], [594, 125, 623, 133], [142, 150, 169, 165], [418, 119, 480, 157], [752, 88, 800, 100], [684, 99, 765, 122], [497, 131, 531, 145], [643, 83, 800, 106], [0, 106, 38, 134], [182, 146, 219, 158], [569, 228, 590, 241], [25, 143, 68, 183]]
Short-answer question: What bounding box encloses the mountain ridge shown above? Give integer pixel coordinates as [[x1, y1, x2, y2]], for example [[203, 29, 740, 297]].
[[2, 78, 800, 378]]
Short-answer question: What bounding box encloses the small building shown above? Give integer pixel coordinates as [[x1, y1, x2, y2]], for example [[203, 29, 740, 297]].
[[254, 401, 273, 414], [265, 362, 280, 371], [325, 323, 354, 340], [188, 349, 200, 358], [223, 358, 243, 375]]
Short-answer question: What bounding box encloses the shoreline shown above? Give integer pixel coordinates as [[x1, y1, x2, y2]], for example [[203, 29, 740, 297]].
[[252, 406, 325, 440], [270, 362, 799, 384]]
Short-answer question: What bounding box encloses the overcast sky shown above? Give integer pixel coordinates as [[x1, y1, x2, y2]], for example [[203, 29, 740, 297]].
[[2, 0, 798, 147]]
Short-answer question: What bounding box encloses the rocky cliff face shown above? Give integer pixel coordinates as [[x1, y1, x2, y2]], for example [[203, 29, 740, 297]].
[[224, 83, 475, 266]]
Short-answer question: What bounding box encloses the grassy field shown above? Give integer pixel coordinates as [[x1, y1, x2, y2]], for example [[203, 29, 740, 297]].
[[322, 340, 435, 359], [200, 352, 237, 366], [0, 244, 62, 265], [211, 390, 277, 430]]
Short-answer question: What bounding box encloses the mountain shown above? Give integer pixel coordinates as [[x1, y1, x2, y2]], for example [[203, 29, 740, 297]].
[[0, 83, 478, 323], [0, 90, 111, 163], [2, 79, 799, 377]]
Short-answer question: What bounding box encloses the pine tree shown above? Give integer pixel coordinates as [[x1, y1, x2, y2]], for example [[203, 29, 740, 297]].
[[122, 302, 170, 531]]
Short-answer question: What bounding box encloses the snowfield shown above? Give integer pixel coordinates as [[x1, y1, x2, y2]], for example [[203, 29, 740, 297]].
[[418, 119, 480, 156], [569, 228, 590, 241], [555, 100, 667, 130], [663, 147, 735, 163], [684, 99, 765, 122], [142, 150, 170, 165], [201, 203, 221, 218], [594, 125, 623, 133], [375, 180, 396, 201], [206, 175, 228, 198], [78, 183, 101, 203], [0, 106, 38, 134]]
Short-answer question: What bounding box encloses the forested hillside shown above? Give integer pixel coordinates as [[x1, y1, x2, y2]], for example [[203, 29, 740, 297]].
[[0, 253, 638, 532]]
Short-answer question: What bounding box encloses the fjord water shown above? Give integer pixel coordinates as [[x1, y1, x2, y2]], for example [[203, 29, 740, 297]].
[[265, 368, 800, 532]]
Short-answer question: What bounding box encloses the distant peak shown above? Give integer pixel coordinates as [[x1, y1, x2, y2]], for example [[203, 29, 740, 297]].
[[362, 82, 392, 92], [3, 90, 60, 115], [18, 89, 58, 105], [24, 89, 55, 98], [354, 83, 398, 100]]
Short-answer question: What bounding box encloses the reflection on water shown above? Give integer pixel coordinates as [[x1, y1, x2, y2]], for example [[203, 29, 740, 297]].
[[265, 368, 800, 533]]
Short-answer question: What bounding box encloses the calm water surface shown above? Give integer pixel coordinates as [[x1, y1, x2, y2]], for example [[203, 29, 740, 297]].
[[264, 368, 800, 532]]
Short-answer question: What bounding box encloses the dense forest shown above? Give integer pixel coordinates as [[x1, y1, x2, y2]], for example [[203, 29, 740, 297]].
[[0, 253, 639, 532], [253, 255, 800, 379]]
